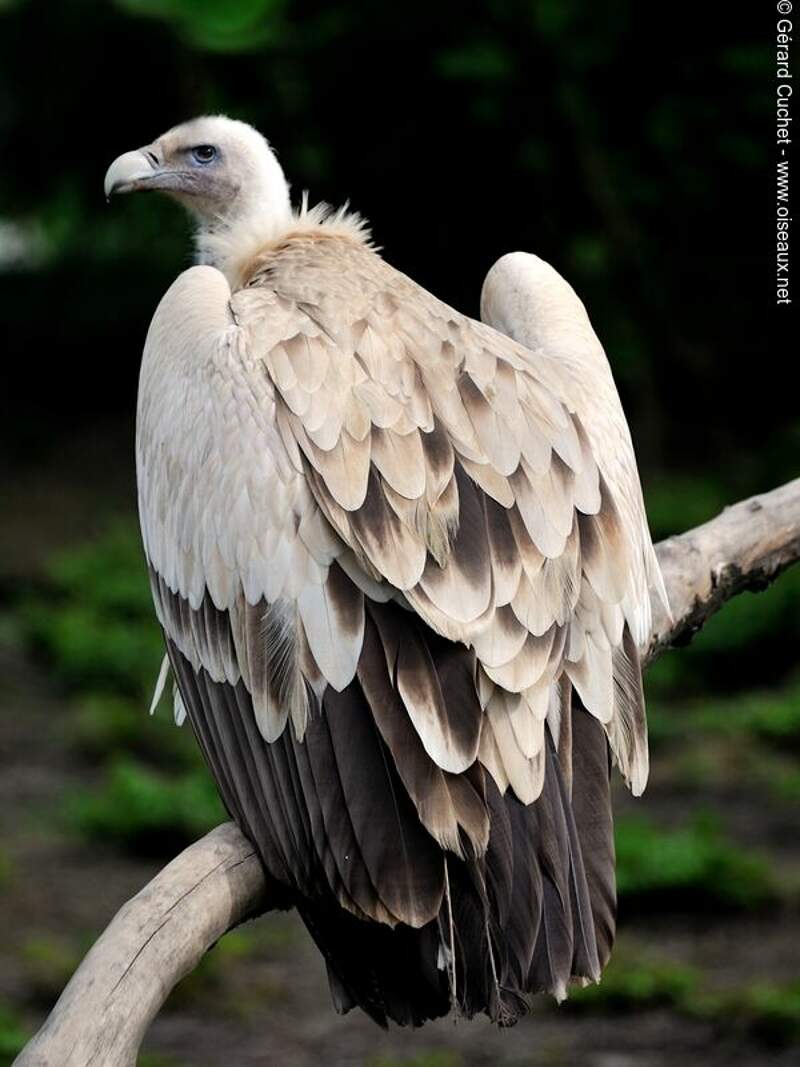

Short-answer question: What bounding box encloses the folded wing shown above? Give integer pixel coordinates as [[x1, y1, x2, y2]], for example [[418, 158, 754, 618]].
[[137, 237, 661, 1022]]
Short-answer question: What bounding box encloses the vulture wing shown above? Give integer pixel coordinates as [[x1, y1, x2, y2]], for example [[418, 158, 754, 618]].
[[138, 235, 662, 1026]]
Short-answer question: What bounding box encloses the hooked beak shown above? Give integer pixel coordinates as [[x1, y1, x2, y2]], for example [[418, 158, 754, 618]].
[[104, 147, 170, 199]]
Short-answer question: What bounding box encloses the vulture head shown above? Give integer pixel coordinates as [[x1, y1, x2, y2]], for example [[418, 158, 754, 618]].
[[104, 116, 292, 267]]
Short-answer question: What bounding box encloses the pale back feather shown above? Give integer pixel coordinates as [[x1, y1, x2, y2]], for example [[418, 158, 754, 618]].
[[139, 232, 660, 814]]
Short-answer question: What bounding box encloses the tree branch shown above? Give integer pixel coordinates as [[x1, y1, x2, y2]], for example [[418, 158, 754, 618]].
[[15, 478, 800, 1067], [15, 825, 266, 1067], [645, 477, 800, 664]]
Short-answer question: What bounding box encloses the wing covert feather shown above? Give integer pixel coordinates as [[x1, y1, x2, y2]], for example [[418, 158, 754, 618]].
[[223, 236, 655, 793], [141, 239, 659, 873]]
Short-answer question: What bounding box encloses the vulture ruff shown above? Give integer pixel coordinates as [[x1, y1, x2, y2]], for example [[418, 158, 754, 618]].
[[105, 115, 668, 1027]]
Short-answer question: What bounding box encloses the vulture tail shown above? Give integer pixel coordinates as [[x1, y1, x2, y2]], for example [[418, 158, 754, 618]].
[[300, 698, 616, 1028], [168, 638, 615, 1027]]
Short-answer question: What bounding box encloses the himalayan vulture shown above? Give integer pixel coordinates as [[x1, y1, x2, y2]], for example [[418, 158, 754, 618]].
[[104, 115, 668, 1028]]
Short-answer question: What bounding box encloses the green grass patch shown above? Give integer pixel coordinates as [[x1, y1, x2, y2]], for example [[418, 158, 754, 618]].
[[20, 522, 162, 696], [567, 952, 800, 1047], [370, 1054, 462, 1067], [569, 953, 699, 1012], [23, 593, 160, 692], [164, 925, 293, 1015], [616, 816, 776, 912], [0, 847, 12, 892], [727, 981, 800, 1046], [767, 767, 800, 805], [20, 935, 84, 1006], [0, 1005, 30, 1066], [139, 1055, 185, 1067], [15, 523, 227, 857], [647, 677, 800, 749], [70, 692, 200, 769], [253, 913, 304, 954], [67, 758, 225, 857]]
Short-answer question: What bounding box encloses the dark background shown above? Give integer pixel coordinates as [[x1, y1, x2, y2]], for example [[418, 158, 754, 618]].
[[1, 2, 797, 1066]]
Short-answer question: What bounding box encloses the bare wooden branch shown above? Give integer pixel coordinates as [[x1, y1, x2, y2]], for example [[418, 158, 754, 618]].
[[15, 477, 800, 1067], [14, 824, 267, 1067], [646, 477, 800, 664]]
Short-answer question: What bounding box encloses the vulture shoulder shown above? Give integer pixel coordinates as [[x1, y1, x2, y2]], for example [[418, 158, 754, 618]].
[[481, 251, 669, 644]]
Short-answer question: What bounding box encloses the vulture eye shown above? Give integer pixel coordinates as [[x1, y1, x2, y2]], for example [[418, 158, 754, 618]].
[[191, 145, 217, 164]]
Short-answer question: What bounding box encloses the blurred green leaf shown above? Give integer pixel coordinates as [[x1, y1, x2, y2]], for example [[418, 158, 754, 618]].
[[645, 474, 728, 541], [370, 1054, 462, 1067], [138, 1054, 184, 1067], [70, 692, 200, 768], [115, 0, 286, 52], [569, 950, 800, 1048], [68, 758, 225, 856], [569, 234, 609, 276], [768, 767, 800, 805], [647, 674, 800, 749], [0, 846, 12, 892], [721, 45, 767, 75], [435, 42, 512, 81], [20, 522, 162, 696], [616, 816, 777, 911], [532, 0, 579, 38], [733, 982, 800, 1046], [43, 523, 151, 614], [21, 935, 85, 1006], [0, 1005, 29, 1064], [23, 597, 162, 693], [569, 951, 699, 1013]]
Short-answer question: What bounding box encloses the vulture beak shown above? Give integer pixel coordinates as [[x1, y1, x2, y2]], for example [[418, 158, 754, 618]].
[[104, 147, 168, 199]]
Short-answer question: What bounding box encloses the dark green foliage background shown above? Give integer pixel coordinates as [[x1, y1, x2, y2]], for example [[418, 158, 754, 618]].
[[1, 0, 794, 491]]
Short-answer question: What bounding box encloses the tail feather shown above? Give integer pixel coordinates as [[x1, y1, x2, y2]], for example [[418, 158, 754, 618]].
[[549, 728, 602, 982], [171, 637, 617, 1027], [304, 698, 615, 1026], [570, 699, 617, 967]]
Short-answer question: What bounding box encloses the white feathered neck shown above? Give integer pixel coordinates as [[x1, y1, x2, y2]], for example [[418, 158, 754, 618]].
[[194, 196, 373, 289]]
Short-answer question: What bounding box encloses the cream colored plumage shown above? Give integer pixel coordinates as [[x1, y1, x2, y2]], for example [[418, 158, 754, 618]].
[[106, 115, 667, 1027], [141, 234, 662, 788]]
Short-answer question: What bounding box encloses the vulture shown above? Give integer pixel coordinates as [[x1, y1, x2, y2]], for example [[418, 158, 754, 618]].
[[105, 116, 669, 1028]]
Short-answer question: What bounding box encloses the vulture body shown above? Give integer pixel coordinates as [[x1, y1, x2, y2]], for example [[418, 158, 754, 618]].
[[105, 116, 668, 1027]]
